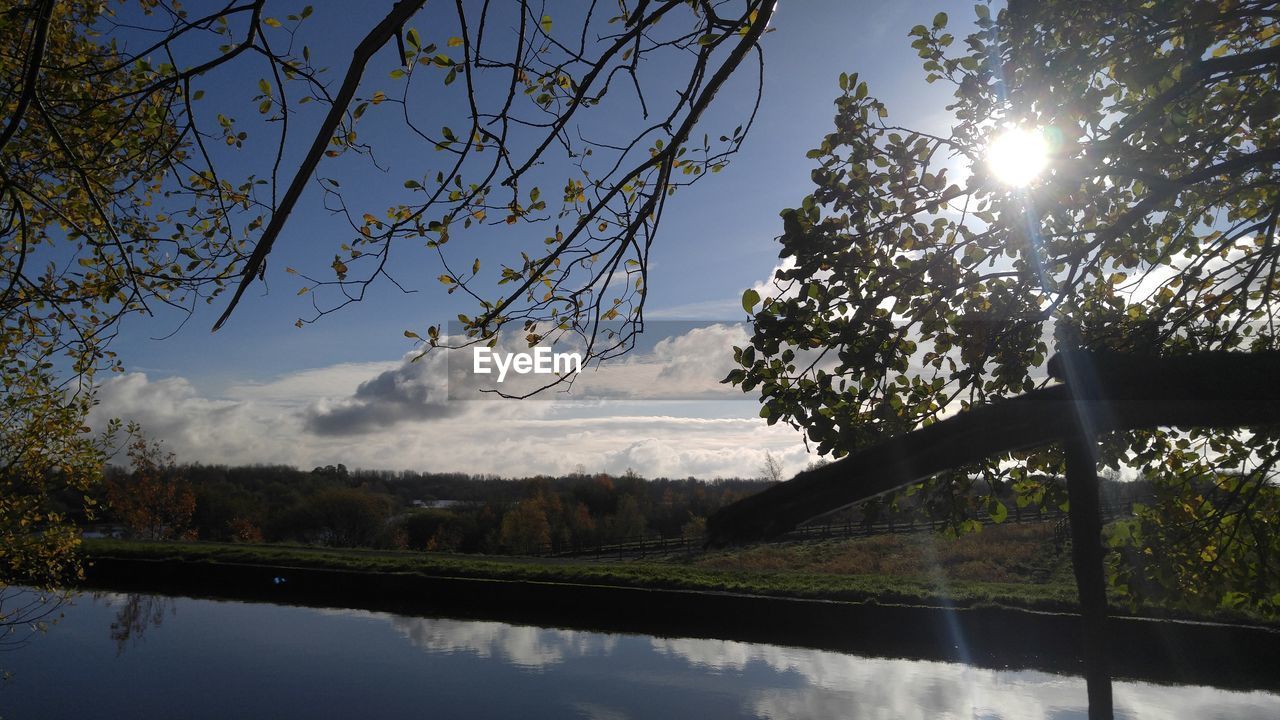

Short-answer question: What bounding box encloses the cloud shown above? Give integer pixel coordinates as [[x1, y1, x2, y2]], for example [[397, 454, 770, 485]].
[[303, 354, 463, 436], [89, 324, 813, 478], [283, 606, 1280, 720], [224, 361, 400, 404], [89, 373, 288, 465], [388, 615, 618, 669], [552, 323, 751, 402], [652, 637, 1280, 720]]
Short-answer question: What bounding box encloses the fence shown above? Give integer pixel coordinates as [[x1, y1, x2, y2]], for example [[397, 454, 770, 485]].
[[534, 497, 1139, 559]]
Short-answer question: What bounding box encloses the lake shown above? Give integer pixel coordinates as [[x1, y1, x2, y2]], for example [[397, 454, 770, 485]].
[[1, 590, 1278, 719]]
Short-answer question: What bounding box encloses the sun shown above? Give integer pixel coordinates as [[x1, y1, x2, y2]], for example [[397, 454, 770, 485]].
[[986, 127, 1049, 187]]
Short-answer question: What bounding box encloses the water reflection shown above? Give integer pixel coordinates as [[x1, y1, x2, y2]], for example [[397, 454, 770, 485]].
[[96, 592, 175, 655], [651, 637, 1279, 720], [327, 607, 1280, 719], [1, 592, 1275, 720], [389, 615, 618, 669], [0, 587, 65, 652]]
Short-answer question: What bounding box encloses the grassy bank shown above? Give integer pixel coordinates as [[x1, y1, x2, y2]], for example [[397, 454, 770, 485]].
[[80, 524, 1269, 625], [82, 525, 1081, 613]]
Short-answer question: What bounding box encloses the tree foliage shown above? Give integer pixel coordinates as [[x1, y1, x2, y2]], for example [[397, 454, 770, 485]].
[[730, 2, 1280, 613], [106, 429, 196, 541]]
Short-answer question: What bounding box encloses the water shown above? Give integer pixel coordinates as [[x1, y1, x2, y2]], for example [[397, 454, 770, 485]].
[[1, 590, 1277, 719]]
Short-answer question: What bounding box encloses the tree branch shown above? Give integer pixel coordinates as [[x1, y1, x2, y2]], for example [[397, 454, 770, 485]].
[[708, 351, 1280, 545], [0, 0, 54, 157], [212, 0, 426, 331]]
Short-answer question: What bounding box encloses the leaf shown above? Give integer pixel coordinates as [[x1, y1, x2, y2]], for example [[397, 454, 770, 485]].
[[540, 14, 552, 33], [742, 288, 761, 313], [932, 11, 947, 28], [264, 17, 282, 28], [447, 36, 463, 47]]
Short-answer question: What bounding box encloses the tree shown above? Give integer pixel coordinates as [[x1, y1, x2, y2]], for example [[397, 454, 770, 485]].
[[107, 429, 196, 541], [759, 450, 783, 483], [499, 498, 551, 555], [1, 1, 774, 583], [302, 487, 390, 547], [728, 2, 1279, 614]]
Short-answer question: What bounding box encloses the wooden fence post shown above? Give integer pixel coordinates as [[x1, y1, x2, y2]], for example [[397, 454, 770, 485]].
[[1065, 430, 1113, 720]]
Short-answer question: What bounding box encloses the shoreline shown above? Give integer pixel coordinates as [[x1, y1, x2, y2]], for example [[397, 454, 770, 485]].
[[80, 549, 1280, 692]]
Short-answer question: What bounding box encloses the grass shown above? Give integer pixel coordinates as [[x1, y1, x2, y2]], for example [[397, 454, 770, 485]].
[[82, 527, 1080, 613], [80, 524, 1274, 625], [694, 524, 1073, 584]]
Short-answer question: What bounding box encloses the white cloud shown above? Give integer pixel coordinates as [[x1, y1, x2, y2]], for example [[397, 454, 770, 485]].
[[652, 637, 1280, 720], [224, 361, 400, 404], [89, 324, 812, 478]]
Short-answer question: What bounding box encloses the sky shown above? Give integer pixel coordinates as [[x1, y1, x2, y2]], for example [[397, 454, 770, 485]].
[[90, 0, 990, 479]]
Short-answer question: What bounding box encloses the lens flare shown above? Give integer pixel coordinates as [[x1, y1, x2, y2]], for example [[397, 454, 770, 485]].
[[986, 127, 1049, 187]]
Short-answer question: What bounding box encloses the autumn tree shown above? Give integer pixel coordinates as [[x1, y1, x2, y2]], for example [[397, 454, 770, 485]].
[[107, 429, 196, 541], [499, 497, 551, 554], [728, 2, 1280, 614]]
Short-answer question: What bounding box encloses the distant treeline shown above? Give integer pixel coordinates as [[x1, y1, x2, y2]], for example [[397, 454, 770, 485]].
[[86, 463, 773, 555], [72, 456, 1161, 557]]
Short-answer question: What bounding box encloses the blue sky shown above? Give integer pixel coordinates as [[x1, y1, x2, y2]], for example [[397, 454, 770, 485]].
[[93, 1, 988, 478]]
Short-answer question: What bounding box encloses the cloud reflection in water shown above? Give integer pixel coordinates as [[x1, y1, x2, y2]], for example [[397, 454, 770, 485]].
[[322, 607, 1280, 719]]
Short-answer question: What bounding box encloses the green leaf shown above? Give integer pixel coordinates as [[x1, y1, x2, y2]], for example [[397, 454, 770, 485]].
[[932, 11, 947, 28], [540, 14, 552, 33], [742, 288, 761, 313]]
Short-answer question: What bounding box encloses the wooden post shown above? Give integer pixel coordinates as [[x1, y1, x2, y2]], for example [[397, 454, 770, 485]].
[[1065, 430, 1113, 719]]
